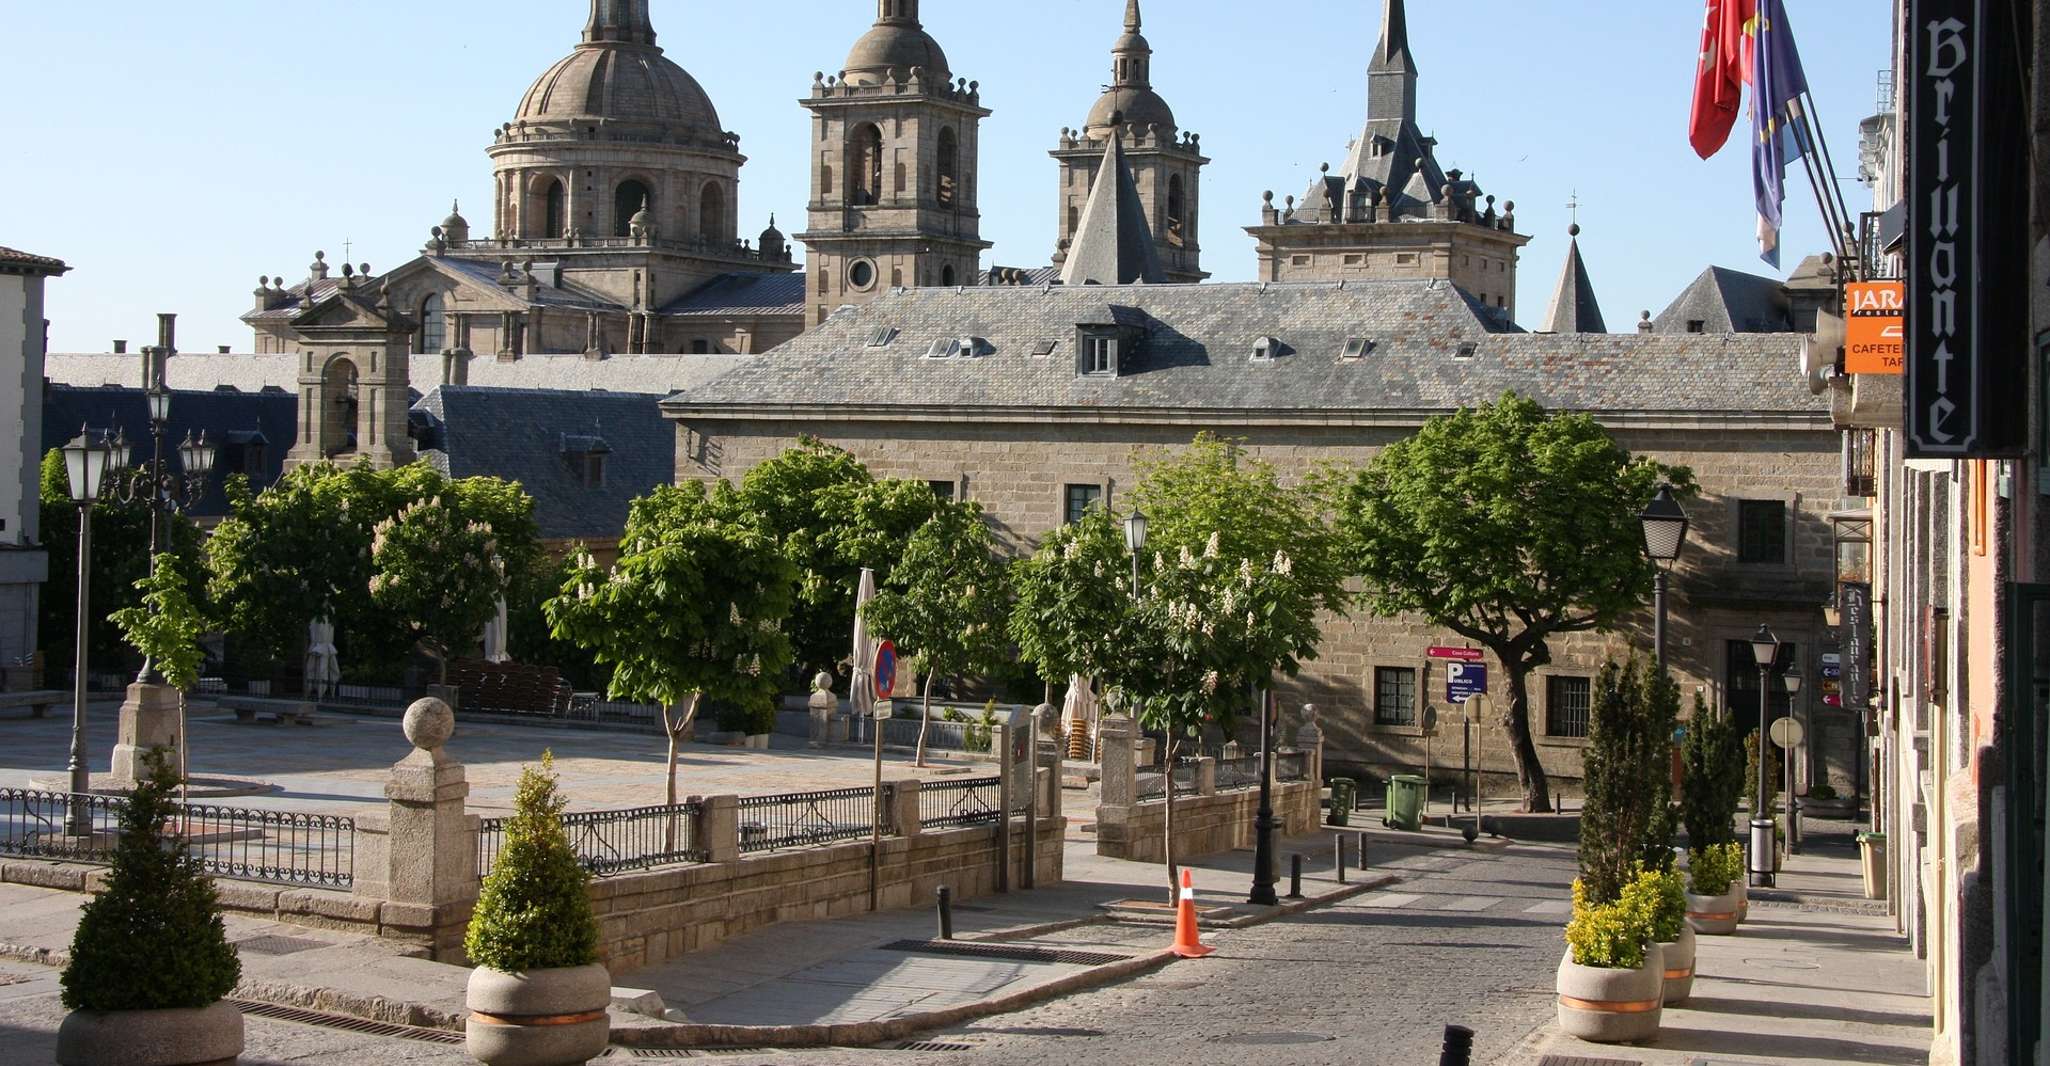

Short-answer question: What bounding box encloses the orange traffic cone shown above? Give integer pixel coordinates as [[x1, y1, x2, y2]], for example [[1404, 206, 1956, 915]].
[[1170, 867, 1214, 958]]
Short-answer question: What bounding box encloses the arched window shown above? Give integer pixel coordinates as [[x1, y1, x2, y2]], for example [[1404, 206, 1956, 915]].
[[1166, 175, 1186, 247], [941, 264, 956, 287], [321, 356, 359, 457], [614, 179, 652, 237], [540, 178, 566, 239], [699, 182, 725, 243], [937, 127, 959, 207], [417, 294, 446, 354], [849, 124, 883, 206]]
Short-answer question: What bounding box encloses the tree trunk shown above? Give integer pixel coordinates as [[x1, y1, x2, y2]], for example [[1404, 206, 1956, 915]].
[[1504, 664, 1554, 813], [663, 693, 704, 808], [916, 674, 934, 768], [1162, 735, 1179, 903]]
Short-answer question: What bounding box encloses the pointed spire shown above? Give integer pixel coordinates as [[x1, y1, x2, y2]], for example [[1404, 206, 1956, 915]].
[[1125, 0, 1142, 32], [1541, 223, 1608, 334], [1060, 120, 1167, 287], [584, 0, 657, 47], [1110, 0, 1153, 89], [1373, 0, 1411, 72], [1366, 0, 1417, 125]]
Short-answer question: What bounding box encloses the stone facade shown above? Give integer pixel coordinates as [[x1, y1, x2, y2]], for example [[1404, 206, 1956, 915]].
[[282, 276, 418, 471], [0, 246, 63, 665], [669, 412, 1848, 792]]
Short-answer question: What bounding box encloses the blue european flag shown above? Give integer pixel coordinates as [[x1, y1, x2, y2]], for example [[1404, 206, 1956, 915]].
[[1750, 0, 1812, 268]]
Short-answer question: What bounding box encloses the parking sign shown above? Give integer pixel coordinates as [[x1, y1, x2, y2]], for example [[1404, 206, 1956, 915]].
[[1447, 661, 1487, 704]]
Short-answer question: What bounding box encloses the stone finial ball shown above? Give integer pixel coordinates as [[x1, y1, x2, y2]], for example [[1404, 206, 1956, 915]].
[[403, 697, 455, 750], [812, 671, 834, 692]]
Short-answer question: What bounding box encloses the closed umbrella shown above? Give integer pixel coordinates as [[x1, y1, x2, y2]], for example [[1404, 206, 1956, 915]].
[[850, 568, 878, 724], [481, 597, 511, 663], [1063, 675, 1099, 760], [305, 618, 340, 699]]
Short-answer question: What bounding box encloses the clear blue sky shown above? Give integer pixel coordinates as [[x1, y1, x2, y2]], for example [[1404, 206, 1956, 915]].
[[3, 1, 1892, 353]]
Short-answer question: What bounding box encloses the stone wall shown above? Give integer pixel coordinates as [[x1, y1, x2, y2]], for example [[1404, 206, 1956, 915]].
[[673, 415, 1850, 791], [1095, 782, 1319, 865]]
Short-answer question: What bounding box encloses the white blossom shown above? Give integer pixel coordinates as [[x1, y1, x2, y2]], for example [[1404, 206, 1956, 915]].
[[1204, 531, 1221, 559], [1273, 551, 1294, 576], [1201, 670, 1219, 695], [1179, 545, 1197, 569]]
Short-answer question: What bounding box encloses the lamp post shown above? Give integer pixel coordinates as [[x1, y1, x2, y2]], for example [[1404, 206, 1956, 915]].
[[143, 383, 171, 553], [1248, 686, 1279, 905], [105, 398, 218, 682], [1748, 624, 1780, 888], [61, 426, 125, 835], [1782, 671, 1803, 855], [1123, 509, 1148, 599], [1638, 485, 1689, 670]]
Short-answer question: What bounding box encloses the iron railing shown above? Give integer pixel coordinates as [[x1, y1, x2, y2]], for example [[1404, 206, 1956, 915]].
[[1215, 756, 1264, 791], [477, 799, 708, 878], [1275, 751, 1309, 782], [0, 788, 353, 888], [737, 786, 882, 853], [1137, 760, 1200, 801], [919, 777, 1001, 829]]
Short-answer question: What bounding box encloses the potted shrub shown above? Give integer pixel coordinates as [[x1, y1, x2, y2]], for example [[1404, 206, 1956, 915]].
[[1685, 841, 1744, 935], [1632, 865, 1694, 1005], [1557, 878, 1664, 1043], [1803, 780, 1856, 819], [464, 753, 610, 1066], [56, 750, 244, 1066]]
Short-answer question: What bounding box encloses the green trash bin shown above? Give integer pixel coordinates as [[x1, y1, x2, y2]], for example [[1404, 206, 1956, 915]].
[[1328, 777, 1356, 826], [1385, 774, 1425, 831]]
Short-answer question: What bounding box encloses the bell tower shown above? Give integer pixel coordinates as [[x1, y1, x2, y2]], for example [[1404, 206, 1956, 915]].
[[798, 0, 991, 325]]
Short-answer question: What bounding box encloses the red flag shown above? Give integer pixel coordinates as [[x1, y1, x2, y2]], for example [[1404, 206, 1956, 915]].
[[1688, 0, 1755, 158]]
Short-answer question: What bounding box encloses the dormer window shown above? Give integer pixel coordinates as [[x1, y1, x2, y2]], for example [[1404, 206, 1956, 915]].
[[1030, 341, 1058, 358], [1251, 336, 1284, 361], [1341, 337, 1373, 361], [866, 327, 899, 348], [1080, 332, 1116, 375], [1454, 342, 1478, 360], [562, 434, 610, 488], [925, 338, 962, 359]]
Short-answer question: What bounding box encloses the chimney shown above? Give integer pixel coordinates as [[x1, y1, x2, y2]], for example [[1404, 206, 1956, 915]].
[[156, 314, 177, 353], [113, 340, 127, 354], [217, 345, 231, 354]]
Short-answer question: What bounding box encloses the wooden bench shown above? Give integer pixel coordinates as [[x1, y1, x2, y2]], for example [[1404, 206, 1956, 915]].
[[0, 690, 66, 718], [219, 695, 317, 725]]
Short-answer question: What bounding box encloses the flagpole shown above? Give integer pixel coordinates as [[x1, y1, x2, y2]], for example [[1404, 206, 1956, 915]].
[[1789, 111, 1852, 264], [1797, 89, 1862, 269]]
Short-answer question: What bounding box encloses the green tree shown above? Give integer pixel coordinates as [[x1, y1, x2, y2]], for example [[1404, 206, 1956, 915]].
[[61, 750, 241, 1011], [506, 551, 612, 692], [737, 439, 940, 681], [1008, 507, 1136, 701], [464, 753, 601, 973], [1578, 657, 1679, 906], [1682, 691, 1745, 854], [369, 495, 506, 683], [545, 481, 796, 805], [861, 501, 1013, 766], [1336, 393, 1688, 812], [111, 552, 208, 692], [38, 449, 204, 671], [205, 462, 537, 685]]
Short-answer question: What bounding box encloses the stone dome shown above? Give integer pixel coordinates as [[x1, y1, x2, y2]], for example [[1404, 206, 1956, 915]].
[[1086, 87, 1177, 137], [842, 23, 951, 84], [515, 43, 722, 136]]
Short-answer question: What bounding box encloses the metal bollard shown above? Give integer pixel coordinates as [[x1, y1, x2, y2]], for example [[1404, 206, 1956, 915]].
[[1334, 833, 1347, 884], [1357, 831, 1369, 873], [936, 885, 954, 940], [1288, 853, 1304, 899], [1437, 1025, 1474, 1066]]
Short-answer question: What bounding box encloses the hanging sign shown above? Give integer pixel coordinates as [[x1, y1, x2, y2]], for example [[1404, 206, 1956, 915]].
[[1840, 582, 1873, 711], [1845, 282, 1904, 375], [1446, 662, 1488, 704], [1427, 646, 1484, 662]]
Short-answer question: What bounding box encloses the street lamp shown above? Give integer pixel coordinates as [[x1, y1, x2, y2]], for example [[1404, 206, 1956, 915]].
[[61, 426, 125, 834], [1123, 509, 1148, 598], [1639, 485, 1689, 669], [1748, 624, 1780, 888], [1248, 686, 1279, 905]]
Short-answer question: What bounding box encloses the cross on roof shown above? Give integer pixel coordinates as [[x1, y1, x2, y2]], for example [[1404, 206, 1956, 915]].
[[1565, 192, 1579, 228]]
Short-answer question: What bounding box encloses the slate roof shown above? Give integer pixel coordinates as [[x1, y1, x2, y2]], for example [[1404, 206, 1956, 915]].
[[42, 385, 296, 516], [1651, 267, 1793, 334], [665, 279, 1824, 419], [46, 351, 749, 396], [435, 258, 622, 311], [0, 246, 69, 275], [1539, 232, 1607, 334], [1060, 134, 1166, 286], [659, 272, 807, 317], [411, 386, 674, 542]]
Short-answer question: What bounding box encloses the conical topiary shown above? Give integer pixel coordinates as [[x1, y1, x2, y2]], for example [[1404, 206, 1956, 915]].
[[464, 752, 601, 972], [61, 749, 241, 1012]]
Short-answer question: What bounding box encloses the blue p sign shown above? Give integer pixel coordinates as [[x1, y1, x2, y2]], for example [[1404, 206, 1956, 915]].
[[1447, 661, 1488, 704]]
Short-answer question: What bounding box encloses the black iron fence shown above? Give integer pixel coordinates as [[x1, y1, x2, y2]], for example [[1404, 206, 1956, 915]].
[[737, 786, 883, 853], [477, 799, 708, 878], [1137, 760, 1201, 801], [0, 787, 353, 888], [919, 777, 1002, 830], [1275, 751, 1309, 782], [1215, 756, 1262, 791]]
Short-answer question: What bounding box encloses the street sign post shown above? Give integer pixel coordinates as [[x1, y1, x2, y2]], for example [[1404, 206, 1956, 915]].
[[1428, 646, 1484, 662], [1769, 716, 1805, 750], [1446, 661, 1488, 704], [872, 640, 897, 704]]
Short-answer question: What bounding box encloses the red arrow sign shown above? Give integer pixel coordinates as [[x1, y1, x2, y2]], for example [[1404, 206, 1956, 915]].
[[1427, 646, 1484, 661]]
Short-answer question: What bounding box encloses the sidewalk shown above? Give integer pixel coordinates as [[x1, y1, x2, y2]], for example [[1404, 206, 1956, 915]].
[[0, 819, 1476, 1047], [1505, 828, 1932, 1066]]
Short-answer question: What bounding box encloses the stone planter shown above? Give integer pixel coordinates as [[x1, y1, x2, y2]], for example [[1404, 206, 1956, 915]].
[[1685, 886, 1741, 935], [467, 963, 611, 1066], [1658, 924, 1697, 1005], [1555, 943, 1664, 1044], [56, 1000, 244, 1066], [1802, 797, 1858, 819]]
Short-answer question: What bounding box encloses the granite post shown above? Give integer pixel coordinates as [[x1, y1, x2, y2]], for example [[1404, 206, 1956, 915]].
[[351, 696, 478, 961]]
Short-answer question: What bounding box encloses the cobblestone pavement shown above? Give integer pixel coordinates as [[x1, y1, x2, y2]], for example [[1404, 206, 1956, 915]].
[[0, 838, 1574, 1065], [0, 706, 991, 815]]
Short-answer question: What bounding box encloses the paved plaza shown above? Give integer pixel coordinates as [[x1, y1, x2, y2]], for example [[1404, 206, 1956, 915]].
[[0, 702, 987, 816]]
